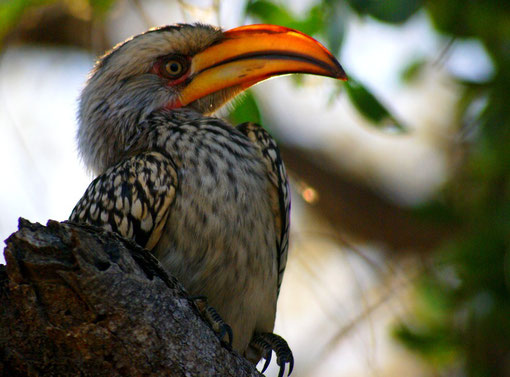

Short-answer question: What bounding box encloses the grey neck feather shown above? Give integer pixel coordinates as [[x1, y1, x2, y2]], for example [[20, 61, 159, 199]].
[[77, 71, 174, 175]]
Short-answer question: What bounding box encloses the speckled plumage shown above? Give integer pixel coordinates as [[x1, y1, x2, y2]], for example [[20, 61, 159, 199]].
[[69, 24, 291, 365], [70, 109, 290, 355]]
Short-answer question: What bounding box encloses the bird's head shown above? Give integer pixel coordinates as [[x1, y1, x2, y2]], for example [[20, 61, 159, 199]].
[[78, 23, 346, 174]]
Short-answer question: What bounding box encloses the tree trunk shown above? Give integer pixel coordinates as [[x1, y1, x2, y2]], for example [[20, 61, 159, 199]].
[[0, 219, 260, 377]]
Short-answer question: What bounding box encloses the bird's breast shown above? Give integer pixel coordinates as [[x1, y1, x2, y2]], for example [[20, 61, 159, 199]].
[[152, 120, 278, 352]]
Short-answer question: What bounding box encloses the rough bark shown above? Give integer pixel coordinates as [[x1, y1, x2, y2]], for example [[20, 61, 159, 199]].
[[0, 218, 260, 377]]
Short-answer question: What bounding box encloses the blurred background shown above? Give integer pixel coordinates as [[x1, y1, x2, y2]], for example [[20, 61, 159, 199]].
[[1, 0, 509, 376]]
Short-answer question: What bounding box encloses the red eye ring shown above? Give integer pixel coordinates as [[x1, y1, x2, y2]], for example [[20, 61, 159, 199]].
[[154, 54, 190, 84]]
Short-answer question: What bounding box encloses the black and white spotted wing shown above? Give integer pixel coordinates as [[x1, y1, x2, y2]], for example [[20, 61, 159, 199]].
[[69, 151, 178, 250]]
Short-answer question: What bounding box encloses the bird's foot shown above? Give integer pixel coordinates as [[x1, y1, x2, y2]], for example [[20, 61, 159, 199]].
[[250, 332, 294, 377], [191, 295, 233, 349]]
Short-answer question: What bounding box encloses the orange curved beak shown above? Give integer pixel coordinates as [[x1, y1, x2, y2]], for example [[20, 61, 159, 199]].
[[175, 24, 347, 108]]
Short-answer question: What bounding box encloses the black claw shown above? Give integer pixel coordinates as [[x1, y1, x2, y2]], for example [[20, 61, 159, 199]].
[[250, 332, 293, 377], [191, 295, 234, 349], [278, 364, 285, 377], [220, 322, 233, 349], [260, 347, 272, 374], [288, 355, 294, 375]]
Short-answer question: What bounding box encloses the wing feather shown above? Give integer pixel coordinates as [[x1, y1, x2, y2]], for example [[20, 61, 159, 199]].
[[236, 122, 291, 295], [69, 151, 178, 250]]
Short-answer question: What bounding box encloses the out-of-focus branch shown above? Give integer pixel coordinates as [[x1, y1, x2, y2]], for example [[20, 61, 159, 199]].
[[0, 219, 259, 377], [280, 144, 454, 253], [1, 3, 108, 52]]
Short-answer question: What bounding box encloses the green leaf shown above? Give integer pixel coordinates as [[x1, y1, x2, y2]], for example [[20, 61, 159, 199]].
[[298, 4, 326, 36], [246, 0, 324, 36], [89, 0, 116, 16], [393, 323, 457, 363], [228, 91, 262, 126], [0, 0, 54, 42], [246, 0, 298, 28], [400, 57, 427, 83], [346, 0, 423, 24], [411, 199, 460, 225], [322, 0, 347, 54], [344, 77, 406, 131]]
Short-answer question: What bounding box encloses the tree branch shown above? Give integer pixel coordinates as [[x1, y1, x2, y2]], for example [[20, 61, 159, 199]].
[[0, 219, 259, 377], [280, 144, 455, 253]]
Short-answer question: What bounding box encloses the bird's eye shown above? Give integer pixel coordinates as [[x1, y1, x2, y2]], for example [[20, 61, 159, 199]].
[[159, 55, 189, 80], [165, 61, 182, 76]]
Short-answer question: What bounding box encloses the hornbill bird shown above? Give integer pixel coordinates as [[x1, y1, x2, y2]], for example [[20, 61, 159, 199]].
[[69, 23, 346, 375]]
